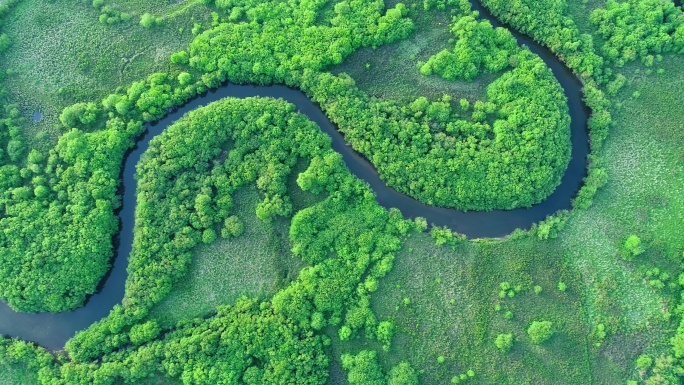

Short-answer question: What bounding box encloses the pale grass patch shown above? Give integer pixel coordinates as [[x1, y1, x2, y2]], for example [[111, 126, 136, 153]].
[[148, 187, 306, 327]]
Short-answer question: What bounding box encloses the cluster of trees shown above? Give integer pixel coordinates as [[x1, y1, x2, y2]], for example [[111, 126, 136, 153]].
[[90, 0, 165, 28], [0, 104, 24, 167], [299, 52, 571, 210], [571, 83, 611, 211], [0, 68, 209, 312], [419, 11, 517, 81], [91, 0, 133, 25], [481, 0, 606, 82], [139, 12, 163, 29], [187, 0, 414, 86], [477, 0, 616, 215], [0, 62, 211, 313], [590, 0, 684, 66], [0, 0, 22, 164], [61, 96, 420, 375], [342, 350, 419, 385], [0, 94, 420, 383], [0, 298, 329, 384], [0, 0, 616, 381], [0, 125, 134, 312], [186, 0, 573, 210], [0, 0, 19, 53]]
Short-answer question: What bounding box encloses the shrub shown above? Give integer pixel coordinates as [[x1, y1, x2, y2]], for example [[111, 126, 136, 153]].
[[140, 13, 157, 29], [494, 333, 513, 352], [621, 235, 645, 261], [527, 321, 554, 344], [636, 354, 653, 370], [387, 362, 419, 385]]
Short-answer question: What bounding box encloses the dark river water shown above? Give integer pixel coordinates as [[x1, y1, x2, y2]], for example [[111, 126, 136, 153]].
[[0, 2, 589, 350]]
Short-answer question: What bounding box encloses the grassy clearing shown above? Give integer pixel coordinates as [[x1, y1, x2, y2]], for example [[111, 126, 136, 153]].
[[1, 0, 211, 145], [333, 0, 497, 104], [148, 160, 323, 327], [569, 54, 684, 383], [147, 186, 308, 328], [339, 234, 593, 385]]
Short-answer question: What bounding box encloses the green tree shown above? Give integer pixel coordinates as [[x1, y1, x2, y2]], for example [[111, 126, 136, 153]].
[[387, 361, 419, 385], [342, 350, 386, 385], [621, 235, 645, 261], [140, 13, 156, 29], [494, 333, 513, 352], [527, 321, 554, 344], [636, 354, 653, 370]]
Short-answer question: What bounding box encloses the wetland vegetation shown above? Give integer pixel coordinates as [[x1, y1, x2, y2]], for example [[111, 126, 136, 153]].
[[0, 0, 682, 384]]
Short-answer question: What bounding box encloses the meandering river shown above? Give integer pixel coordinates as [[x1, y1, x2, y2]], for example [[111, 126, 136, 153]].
[[0, 2, 589, 350]]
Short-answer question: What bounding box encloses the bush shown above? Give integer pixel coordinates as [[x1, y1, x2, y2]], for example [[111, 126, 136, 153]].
[[636, 354, 653, 370], [140, 13, 157, 29], [221, 215, 244, 239], [494, 333, 513, 352], [527, 321, 554, 344], [387, 362, 419, 385], [621, 235, 645, 261]]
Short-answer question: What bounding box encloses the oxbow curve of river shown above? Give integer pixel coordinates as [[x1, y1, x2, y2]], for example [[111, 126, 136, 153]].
[[0, 2, 589, 350]]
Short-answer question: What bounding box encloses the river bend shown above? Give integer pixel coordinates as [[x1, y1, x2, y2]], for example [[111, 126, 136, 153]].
[[0, 2, 589, 350]]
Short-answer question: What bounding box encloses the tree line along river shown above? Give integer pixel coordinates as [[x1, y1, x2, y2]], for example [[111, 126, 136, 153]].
[[0, 1, 589, 350]]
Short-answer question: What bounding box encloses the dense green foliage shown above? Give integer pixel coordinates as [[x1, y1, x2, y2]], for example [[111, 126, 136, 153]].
[[342, 350, 419, 385], [481, 0, 606, 81], [0, 298, 329, 384], [0, 0, 153, 312], [526, 320, 554, 344], [590, 0, 684, 66], [187, 0, 571, 209], [494, 333, 513, 352], [419, 12, 517, 81], [0, 0, 575, 312], [56, 97, 418, 378], [0, 94, 420, 383], [0, 126, 134, 312]]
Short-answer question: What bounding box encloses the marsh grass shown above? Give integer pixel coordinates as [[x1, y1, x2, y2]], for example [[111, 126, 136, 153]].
[[339, 234, 593, 384], [1, 0, 211, 146], [0, 359, 35, 385]]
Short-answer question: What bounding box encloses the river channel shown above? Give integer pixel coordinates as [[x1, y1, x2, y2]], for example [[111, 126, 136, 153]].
[[0, 2, 589, 350]]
